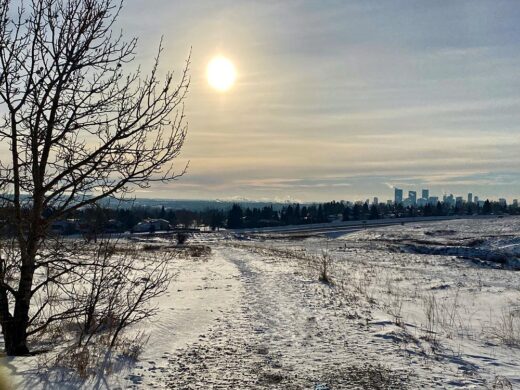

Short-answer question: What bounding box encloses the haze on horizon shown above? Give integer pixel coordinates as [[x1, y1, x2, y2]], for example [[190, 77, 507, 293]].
[[116, 1, 519, 201]]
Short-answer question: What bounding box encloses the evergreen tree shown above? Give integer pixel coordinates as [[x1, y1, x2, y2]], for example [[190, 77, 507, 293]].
[[352, 204, 362, 220], [160, 205, 166, 219], [227, 204, 244, 228], [482, 200, 492, 214], [317, 204, 325, 222], [369, 204, 379, 219], [342, 206, 351, 221], [294, 204, 301, 223], [167, 210, 177, 225], [362, 202, 370, 218], [435, 201, 443, 216], [210, 211, 225, 230], [300, 206, 308, 223]]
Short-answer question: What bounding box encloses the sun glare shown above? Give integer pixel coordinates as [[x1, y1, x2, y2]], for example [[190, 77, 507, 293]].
[[207, 56, 236, 92]]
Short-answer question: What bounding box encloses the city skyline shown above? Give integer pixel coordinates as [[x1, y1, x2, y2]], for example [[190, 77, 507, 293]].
[[128, 189, 519, 206], [392, 186, 517, 207]]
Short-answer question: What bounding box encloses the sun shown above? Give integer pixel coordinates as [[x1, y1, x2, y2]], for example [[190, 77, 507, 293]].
[[207, 56, 236, 92]]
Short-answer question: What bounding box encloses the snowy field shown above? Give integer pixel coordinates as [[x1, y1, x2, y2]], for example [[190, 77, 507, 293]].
[[5, 216, 520, 389]]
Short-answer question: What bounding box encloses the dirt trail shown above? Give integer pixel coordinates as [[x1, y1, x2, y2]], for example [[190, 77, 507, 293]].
[[124, 243, 489, 389], [154, 246, 412, 389]]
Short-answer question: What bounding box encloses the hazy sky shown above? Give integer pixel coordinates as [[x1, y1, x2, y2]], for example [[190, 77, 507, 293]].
[[121, 0, 520, 202]]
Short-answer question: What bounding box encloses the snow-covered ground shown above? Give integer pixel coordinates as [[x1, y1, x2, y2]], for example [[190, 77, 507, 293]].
[[4, 216, 520, 389]]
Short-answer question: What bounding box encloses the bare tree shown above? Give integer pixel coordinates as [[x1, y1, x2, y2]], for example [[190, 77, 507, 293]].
[[74, 239, 171, 349], [0, 0, 189, 355]]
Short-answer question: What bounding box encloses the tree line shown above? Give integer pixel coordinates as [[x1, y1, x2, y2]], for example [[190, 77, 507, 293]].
[[10, 198, 514, 234], [223, 199, 517, 229]]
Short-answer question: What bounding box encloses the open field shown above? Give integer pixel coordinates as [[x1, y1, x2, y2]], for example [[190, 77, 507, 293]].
[[4, 216, 520, 389]]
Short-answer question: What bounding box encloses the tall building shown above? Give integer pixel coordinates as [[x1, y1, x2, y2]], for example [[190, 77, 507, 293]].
[[513, 199, 518, 207], [428, 196, 439, 205], [373, 197, 379, 205], [444, 194, 454, 207], [408, 191, 417, 205], [422, 189, 429, 200], [417, 198, 427, 207], [467, 193, 473, 203], [499, 198, 507, 206], [474, 196, 479, 204], [394, 188, 403, 204]]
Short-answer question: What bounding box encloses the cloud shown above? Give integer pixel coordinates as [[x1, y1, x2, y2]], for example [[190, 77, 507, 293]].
[[104, 1, 520, 201], [235, 177, 351, 189], [216, 195, 303, 204]]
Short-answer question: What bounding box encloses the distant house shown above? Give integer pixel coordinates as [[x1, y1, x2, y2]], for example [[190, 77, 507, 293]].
[[105, 219, 124, 233], [133, 218, 171, 233], [51, 219, 79, 235]]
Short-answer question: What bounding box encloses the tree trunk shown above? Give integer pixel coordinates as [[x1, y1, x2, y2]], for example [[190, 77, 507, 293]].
[[1, 246, 38, 355], [0, 288, 30, 355], [3, 319, 30, 356], [0, 287, 28, 355], [2, 262, 35, 355]]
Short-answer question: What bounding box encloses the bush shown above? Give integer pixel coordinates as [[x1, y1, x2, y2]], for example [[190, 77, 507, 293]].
[[318, 251, 333, 285], [44, 331, 149, 380], [176, 232, 189, 245], [142, 244, 162, 251]]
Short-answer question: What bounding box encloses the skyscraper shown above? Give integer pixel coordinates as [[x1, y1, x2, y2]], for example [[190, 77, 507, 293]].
[[428, 196, 438, 205], [422, 189, 429, 199], [467, 193, 473, 203], [394, 188, 403, 204], [445, 194, 454, 207], [409, 191, 417, 205]]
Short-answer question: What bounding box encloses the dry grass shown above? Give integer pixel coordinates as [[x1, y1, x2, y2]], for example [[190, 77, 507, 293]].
[[142, 243, 211, 258], [118, 332, 149, 361], [487, 306, 520, 348], [489, 375, 513, 390], [37, 331, 149, 380], [422, 293, 438, 342]]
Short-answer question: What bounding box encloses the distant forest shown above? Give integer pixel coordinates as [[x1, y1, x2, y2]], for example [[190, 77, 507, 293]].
[[221, 200, 518, 229], [41, 198, 520, 232]]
